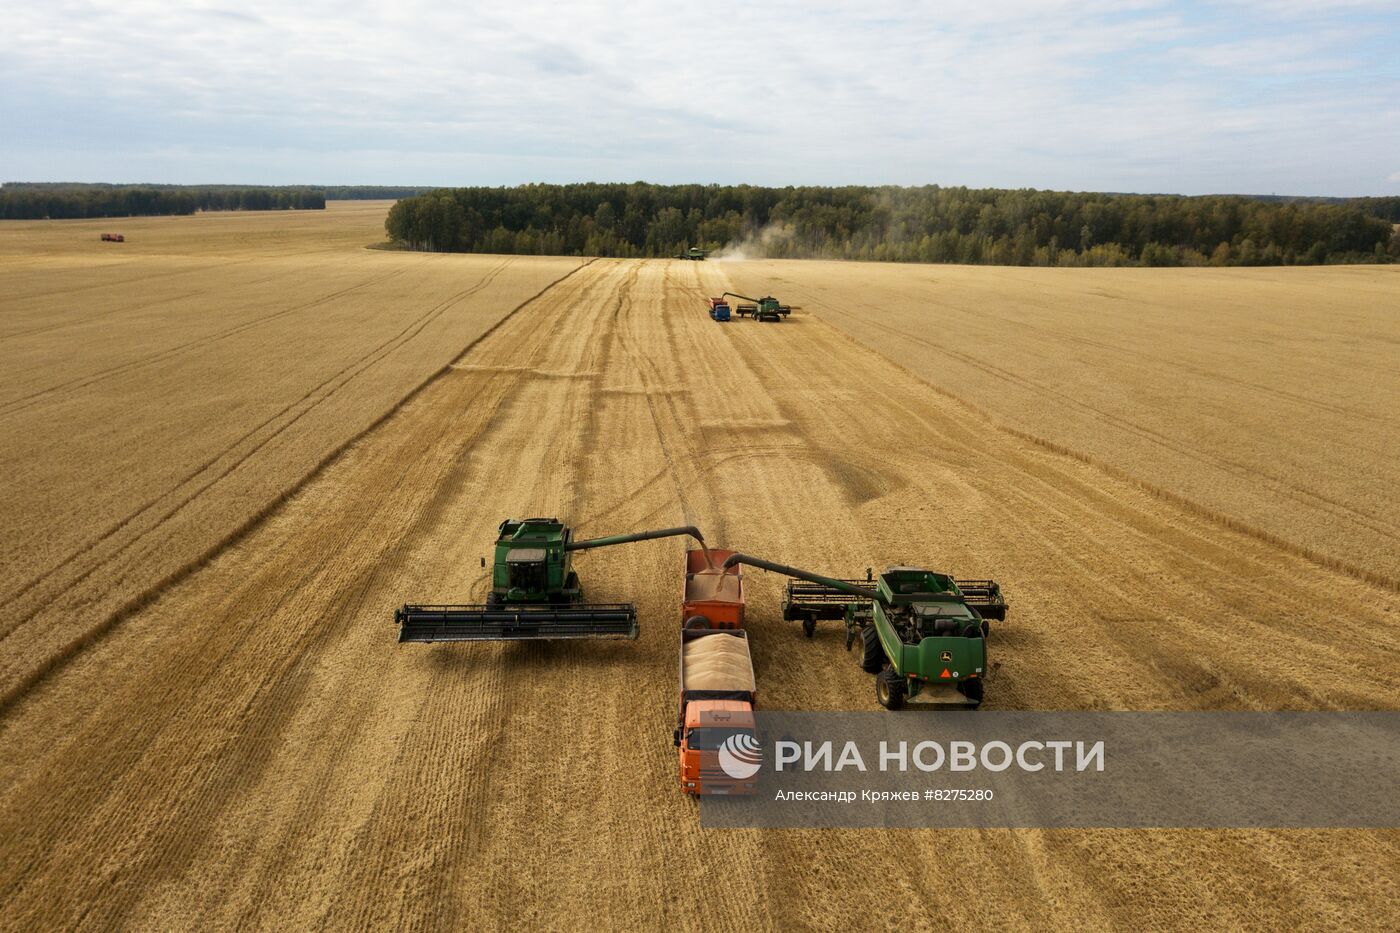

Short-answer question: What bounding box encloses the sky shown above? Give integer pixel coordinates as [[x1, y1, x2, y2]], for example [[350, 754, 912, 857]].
[[2, 0, 1398, 195]]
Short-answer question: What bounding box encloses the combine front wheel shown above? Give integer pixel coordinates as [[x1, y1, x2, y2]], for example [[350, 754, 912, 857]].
[[858, 626, 884, 673]]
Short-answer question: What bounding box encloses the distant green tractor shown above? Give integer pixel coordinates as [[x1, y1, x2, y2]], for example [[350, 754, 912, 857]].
[[722, 555, 1007, 709], [676, 247, 707, 260]]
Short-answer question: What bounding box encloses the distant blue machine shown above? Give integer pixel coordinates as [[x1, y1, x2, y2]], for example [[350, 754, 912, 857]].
[[708, 297, 731, 321]]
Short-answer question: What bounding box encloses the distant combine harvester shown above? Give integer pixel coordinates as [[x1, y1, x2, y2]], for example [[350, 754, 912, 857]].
[[100, 233, 125, 242]]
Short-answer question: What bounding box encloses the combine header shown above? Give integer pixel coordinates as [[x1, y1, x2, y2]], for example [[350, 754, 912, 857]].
[[783, 568, 1006, 635], [720, 292, 791, 322], [394, 518, 704, 643], [721, 554, 1008, 709]]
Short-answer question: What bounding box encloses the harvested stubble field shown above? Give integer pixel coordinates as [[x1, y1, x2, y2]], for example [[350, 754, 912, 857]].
[[2, 202, 1398, 930]]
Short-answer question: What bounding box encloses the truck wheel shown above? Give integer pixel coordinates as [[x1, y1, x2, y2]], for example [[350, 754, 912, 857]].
[[876, 667, 906, 710], [858, 626, 884, 673], [958, 678, 984, 707], [683, 615, 712, 631], [802, 616, 816, 639]]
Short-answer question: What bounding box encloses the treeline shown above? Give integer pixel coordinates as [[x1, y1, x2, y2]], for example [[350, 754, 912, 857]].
[[1351, 196, 1400, 223], [323, 185, 438, 200], [0, 183, 325, 219], [385, 184, 1399, 266]]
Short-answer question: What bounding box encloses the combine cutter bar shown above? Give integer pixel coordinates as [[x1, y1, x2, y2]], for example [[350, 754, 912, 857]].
[[396, 603, 638, 642], [784, 578, 1007, 622], [953, 579, 1008, 621], [782, 579, 873, 621]]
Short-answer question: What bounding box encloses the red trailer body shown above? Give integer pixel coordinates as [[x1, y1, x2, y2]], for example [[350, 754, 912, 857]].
[[682, 548, 745, 630]]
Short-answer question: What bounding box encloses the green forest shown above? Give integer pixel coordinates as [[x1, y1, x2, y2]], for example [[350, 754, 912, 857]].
[[385, 183, 1400, 266], [1351, 196, 1400, 223], [0, 183, 325, 219], [322, 185, 438, 200]]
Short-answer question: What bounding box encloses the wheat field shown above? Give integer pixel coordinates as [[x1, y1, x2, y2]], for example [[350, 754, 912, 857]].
[[2, 203, 1398, 930], [728, 259, 1400, 586]]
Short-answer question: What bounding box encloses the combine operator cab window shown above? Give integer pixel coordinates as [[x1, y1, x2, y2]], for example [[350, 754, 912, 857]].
[[506, 549, 548, 593], [913, 603, 975, 637]]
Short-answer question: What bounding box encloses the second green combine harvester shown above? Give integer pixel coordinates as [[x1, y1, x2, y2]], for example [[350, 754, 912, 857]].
[[720, 554, 1007, 709], [395, 518, 705, 643], [720, 292, 791, 322]]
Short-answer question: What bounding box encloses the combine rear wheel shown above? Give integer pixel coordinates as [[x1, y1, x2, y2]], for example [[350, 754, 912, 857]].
[[801, 615, 816, 638], [957, 678, 984, 708], [858, 626, 884, 673], [876, 667, 906, 710]]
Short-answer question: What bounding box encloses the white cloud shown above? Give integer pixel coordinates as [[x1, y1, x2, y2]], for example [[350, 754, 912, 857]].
[[2, 0, 1398, 193]]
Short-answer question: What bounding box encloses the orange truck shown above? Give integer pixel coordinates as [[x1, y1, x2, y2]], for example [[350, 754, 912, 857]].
[[675, 549, 757, 795], [674, 628, 758, 796]]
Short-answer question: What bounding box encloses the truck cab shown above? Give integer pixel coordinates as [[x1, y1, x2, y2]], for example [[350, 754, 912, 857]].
[[675, 700, 757, 795]]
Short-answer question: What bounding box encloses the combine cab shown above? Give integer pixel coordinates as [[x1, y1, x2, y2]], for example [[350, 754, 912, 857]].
[[395, 518, 705, 643], [722, 554, 1008, 709]]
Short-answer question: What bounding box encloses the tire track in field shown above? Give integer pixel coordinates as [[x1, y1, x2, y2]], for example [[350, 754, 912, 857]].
[[784, 272, 1399, 429], [0, 264, 613, 927], [788, 285, 1400, 590], [968, 293, 1396, 427], [4, 256, 1399, 930], [418, 260, 772, 929], [693, 274, 1400, 926], [0, 257, 322, 341], [0, 258, 513, 619], [3, 254, 519, 616], [745, 301, 1400, 707], [1, 287, 211, 341], [311, 265, 630, 930], [0, 263, 419, 415], [0, 243, 347, 337], [0, 238, 350, 311], [810, 285, 1400, 535], [652, 264, 1037, 925], [115, 263, 627, 928], [0, 259, 595, 710]]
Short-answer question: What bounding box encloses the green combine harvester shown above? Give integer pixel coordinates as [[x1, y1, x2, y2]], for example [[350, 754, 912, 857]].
[[676, 247, 707, 260], [720, 292, 791, 322], [395, 518, 704, 643], [721, 554, 1008, 709]]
